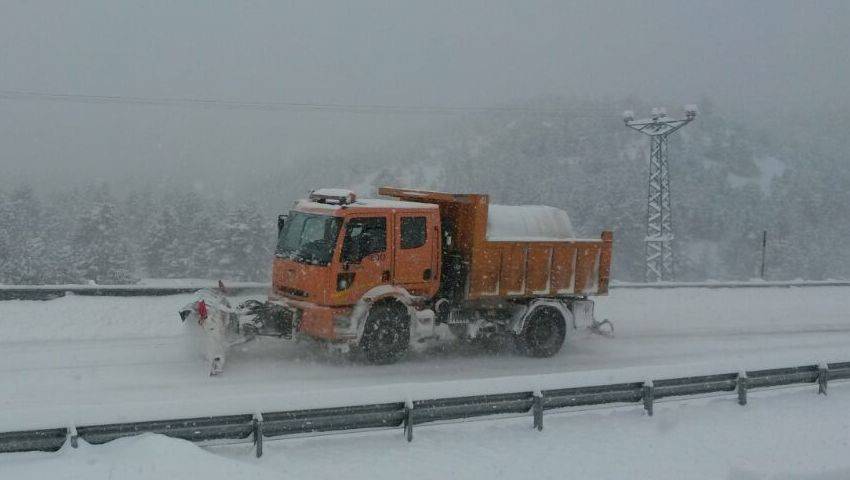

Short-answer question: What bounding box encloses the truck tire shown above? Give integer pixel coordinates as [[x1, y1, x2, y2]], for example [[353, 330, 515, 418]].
[[517, 307, 566, 358], [360, 301, 410, 364]]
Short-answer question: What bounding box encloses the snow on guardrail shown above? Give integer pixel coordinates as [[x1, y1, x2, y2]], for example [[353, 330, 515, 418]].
[[2, 360, 848, 456], [0, 282, 269, 300]]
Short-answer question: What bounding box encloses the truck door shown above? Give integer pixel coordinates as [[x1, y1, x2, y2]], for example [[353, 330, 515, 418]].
[[339, 216, 390, 301], [393, 213, 435, 291]]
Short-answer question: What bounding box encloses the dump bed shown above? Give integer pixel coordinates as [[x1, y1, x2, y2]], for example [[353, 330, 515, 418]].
[[378, 187, 612, 301]]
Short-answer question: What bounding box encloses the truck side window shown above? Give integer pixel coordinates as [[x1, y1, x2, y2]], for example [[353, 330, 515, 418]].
[[400, 216, 427, 249], [341, 217, 386, 263]]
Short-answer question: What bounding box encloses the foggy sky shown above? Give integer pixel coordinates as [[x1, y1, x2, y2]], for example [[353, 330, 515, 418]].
[[1, 0, 848, 188]]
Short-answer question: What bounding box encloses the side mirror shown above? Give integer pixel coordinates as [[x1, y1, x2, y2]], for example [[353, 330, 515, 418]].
[[277, 215, 287, 235]]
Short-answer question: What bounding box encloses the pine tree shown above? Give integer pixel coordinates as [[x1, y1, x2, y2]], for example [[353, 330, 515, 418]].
[[184, 207, 222, 280], [142, 207, 183, 278], [72, 186, 137, 284], [0, 189, 10, 284], [208, 204, 273, 281], [0, 185, 50, 284], [122, 187, 156, 274], [41, 188, 88, 284]]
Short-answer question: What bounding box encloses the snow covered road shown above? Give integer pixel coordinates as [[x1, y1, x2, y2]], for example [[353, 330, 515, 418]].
[[1, 286, 850, 432]]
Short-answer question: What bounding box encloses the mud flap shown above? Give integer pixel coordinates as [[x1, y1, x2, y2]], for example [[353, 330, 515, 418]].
[[590, 319, 614, 337], [409, 308, 451, 353], [570, 299, 614, 337]]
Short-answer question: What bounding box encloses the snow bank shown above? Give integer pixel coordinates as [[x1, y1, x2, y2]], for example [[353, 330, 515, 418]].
[[0, 294, 198, 344], [594, 286, 850, 337], [225, 383, 850, 480], [6, 386, 850, 479], [0, 434, 269, 480], [486, 204, 575, 241], [0, 292, 263, 344]]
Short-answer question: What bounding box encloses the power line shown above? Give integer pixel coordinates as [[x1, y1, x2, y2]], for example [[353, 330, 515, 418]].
[[624, 106, 698, 282], [0, 88, 610, 117]]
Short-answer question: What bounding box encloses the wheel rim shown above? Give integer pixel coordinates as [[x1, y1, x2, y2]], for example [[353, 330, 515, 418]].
[[363, 305, 408, 359], [376, 325, 399, 347], [529, 316, 556, 347]]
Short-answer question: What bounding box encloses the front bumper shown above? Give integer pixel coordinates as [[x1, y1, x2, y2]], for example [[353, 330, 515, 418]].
[[273, 297, 354, 341], [244, 301, 300, 338]]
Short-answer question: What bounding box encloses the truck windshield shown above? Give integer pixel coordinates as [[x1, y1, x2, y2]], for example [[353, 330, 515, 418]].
[[276, 212, 342, 266]]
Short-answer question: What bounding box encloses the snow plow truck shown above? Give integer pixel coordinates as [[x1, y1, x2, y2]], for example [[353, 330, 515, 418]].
[[180, 187, 613, 374]]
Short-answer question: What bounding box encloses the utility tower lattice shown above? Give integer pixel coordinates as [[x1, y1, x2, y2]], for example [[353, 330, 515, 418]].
[[624, 106, 697, 282]]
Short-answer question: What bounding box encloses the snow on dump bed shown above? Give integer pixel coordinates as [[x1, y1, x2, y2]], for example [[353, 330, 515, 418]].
[[486, 204, 575, 241]]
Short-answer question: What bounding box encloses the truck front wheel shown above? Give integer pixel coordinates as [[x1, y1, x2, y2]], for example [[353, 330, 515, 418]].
[[517, 307, 566, 358], [359, 301, 410, 364]]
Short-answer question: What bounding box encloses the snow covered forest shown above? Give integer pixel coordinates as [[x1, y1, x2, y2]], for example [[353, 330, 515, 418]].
[[2, 97, 848, 284], [0, 184, 273, 284]]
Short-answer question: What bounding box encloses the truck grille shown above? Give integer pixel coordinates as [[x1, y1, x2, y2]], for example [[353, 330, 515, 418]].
[[446, 311, 470, 325], [279, 287, 309, 298]]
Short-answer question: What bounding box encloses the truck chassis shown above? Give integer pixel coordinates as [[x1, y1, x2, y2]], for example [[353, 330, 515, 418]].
[[180, 285, 611, 375]]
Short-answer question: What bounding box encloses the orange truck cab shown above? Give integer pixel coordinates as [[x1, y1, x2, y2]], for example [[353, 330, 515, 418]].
[[266, 187, 613, 364], [271, 190, 441, 344]]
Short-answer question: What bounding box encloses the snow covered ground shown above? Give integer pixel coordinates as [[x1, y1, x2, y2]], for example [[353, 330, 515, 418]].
[[1, 286, 850, 434], [4, 383, 850, 479]]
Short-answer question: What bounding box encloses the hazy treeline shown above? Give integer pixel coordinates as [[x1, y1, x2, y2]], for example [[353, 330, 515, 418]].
[[352, 98, 850, 282], [2, 97, 848, 284], [0, 184, 273, 284]]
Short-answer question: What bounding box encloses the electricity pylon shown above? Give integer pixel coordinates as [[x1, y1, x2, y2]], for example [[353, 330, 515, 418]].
[[624, 105, 697, 282]]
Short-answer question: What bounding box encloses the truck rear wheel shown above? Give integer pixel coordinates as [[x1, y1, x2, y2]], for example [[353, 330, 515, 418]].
[[517, 307, 566, 358], [360, 301, 410, 364]]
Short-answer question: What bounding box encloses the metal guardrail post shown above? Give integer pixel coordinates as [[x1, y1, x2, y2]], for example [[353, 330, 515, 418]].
[[532, 390, 543, 431], [403, 400, 413, 442], [818, 364, 829, 395], [6, 360, 850, 454], [68, 425, 79, 448], [737, 372, 748, 406], [642, 381, 654, 416], [253, 413, 264, 458]]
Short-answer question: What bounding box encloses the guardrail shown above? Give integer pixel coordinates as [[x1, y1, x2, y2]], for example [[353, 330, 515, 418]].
[[0, 283, 269, 300], [2, 361, 847, 456], [612, 280, 850, 289], [3, 280, 849, 300]]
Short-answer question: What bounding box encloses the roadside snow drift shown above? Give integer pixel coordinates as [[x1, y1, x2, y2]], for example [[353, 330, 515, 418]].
[[1, 434, 269, 480], [4, 385, 850, 480], [0, 293, 195, 343]]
